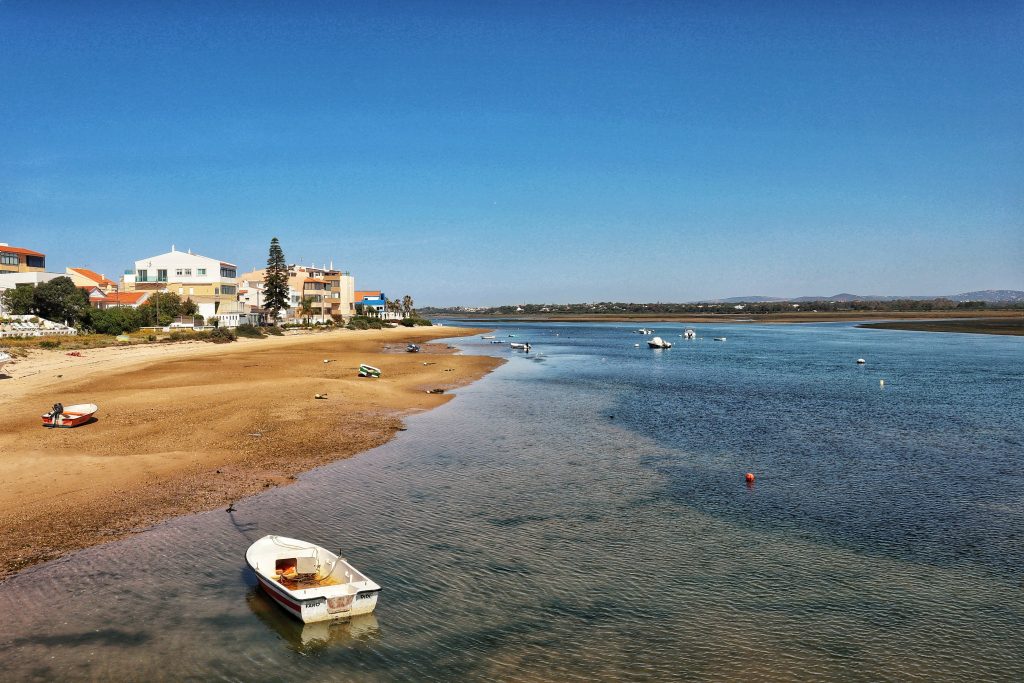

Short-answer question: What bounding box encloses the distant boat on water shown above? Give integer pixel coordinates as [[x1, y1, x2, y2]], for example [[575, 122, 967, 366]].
[[713, 337, 727, 342], [683, 329, 696, 339], [481, 335, 495, 339], [647, 337, 672, 348], [635, 328, 654, 334], [510, 342, 531, 351]]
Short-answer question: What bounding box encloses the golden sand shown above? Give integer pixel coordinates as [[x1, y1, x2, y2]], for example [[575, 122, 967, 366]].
[[0, 326, 502, 580]]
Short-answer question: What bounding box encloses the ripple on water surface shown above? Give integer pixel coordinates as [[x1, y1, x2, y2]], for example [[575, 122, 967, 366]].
[[0, 322, 1022, 681]]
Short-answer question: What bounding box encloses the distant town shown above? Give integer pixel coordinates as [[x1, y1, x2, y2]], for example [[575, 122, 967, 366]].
[[0, 240, 421, 338]]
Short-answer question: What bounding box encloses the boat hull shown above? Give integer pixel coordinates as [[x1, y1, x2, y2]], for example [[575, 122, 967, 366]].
[[253, 572, 380, 623], [41, 403, 98, 428], [245, 535, 381, 624]]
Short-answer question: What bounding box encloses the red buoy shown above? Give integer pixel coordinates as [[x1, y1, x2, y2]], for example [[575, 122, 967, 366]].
[[745, 472, 755, 483]]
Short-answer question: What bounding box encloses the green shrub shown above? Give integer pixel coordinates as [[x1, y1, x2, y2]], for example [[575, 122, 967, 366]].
[[207, 327, 236, 343], [368, 320, 383, 329], [235, 324, 264, 339], [265, 325, 284, 336], [39, 339, 61, 349]]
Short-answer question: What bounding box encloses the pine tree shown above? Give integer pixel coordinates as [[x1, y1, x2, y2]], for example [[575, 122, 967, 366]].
[[263, 237, 290, 322]]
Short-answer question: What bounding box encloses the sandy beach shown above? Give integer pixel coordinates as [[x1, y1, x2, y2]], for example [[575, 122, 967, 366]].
[[0, 326, 501, 580]]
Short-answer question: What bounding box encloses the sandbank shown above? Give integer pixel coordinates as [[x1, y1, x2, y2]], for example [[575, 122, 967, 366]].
[[0, 326, 502, 580]]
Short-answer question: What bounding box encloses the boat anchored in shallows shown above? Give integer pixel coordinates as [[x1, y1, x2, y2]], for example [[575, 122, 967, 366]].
[[647, 337, 672, 348], [246, 535, 382, 624]]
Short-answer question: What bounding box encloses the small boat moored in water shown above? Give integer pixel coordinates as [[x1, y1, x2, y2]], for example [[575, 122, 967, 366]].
[[713, 337, 727, 342], [246, 535, 381, 624], [647, 337, 672, 349], [634, 328, 654, 334], [683, 329, 696, 340], [510, 342, 532, 351], [481, 335, 496, 339], [41, 403, 98, 428]]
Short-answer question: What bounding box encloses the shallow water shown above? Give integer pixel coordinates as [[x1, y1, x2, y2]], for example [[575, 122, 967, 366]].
[[0, 322, 1021, 681]]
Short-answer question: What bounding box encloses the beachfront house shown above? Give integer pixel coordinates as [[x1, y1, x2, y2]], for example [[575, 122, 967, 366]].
[[0, 243, 65, 316], [123, 246, 242, 322], [238, 264, 356, 323], [355, 290, 400, 320], [66, 267, 118, 294]]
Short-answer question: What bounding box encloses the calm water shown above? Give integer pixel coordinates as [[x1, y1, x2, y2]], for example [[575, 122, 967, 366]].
[[0, 322, 1022, 681]]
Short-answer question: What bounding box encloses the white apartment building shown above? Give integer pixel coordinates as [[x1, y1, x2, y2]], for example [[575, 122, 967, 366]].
[[123, 246, 242, 321]]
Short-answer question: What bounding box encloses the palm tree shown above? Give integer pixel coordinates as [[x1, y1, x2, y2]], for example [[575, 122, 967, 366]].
[[298, 297, 315, 326], [402, 295, 414, 318]]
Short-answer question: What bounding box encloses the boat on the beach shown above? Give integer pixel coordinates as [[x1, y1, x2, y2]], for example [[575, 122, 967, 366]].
[[406, 344, 420, 353], [245, 535, 382, 624], [647, 337, 672, 349], [41, 403, 98, 428], [683, 329, 696, 340], [0, 351, 11, 374], [358, 364, 381, 378]]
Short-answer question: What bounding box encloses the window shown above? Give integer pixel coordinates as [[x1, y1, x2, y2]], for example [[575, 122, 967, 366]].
[[26, 256, 45, 268], [137, 269, 148, 282], [175, 269, 183, 276], [178, 288, 184, 295], [197, 268, 206, 276], [175, 268, 192, 276], [0, 253, 19, 266], [220, 285, 236, 295], [220, 267, 236, 278], [157, 269, 167, 282]]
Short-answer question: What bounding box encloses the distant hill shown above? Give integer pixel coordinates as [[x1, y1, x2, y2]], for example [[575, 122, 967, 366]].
[[948, 290, 1024, 303], [718, 290, 1024, 303]]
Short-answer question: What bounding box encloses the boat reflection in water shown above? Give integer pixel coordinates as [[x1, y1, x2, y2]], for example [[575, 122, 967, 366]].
[[246, 587, 381, 653]]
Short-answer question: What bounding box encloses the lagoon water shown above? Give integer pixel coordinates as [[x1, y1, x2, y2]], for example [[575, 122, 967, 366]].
[[0, 322, 1022, 681]]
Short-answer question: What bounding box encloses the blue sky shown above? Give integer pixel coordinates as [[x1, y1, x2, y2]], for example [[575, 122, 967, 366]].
[[2, 1, 1021, 305]]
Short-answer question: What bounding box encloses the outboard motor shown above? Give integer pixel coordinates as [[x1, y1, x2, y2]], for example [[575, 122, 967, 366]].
[[49, 403, 64, 418]]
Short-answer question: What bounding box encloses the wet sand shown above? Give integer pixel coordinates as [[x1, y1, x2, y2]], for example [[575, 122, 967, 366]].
[[0, 326, 502, 580]]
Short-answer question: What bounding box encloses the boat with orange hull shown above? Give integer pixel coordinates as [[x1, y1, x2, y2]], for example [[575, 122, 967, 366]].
[[41, 403, 98, 428]]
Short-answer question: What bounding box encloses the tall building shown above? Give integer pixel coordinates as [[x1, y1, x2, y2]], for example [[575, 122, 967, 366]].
[[123, 246, 242, 321], [237, 264, 356, 323]]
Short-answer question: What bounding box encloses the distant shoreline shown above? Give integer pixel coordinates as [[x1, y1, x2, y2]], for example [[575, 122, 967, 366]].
[[433, 310, 1023, 326], [856, 317, 1024, 336]]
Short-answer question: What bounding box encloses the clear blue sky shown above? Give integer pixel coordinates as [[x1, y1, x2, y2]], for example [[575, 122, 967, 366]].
[[2, 1, 1021, 305]]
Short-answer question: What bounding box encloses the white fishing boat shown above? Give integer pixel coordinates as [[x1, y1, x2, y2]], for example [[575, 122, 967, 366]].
[[647, 336, 672, 348], [0, 351, 11, 374], [713, 337, 727, 342], [634, 328, 654, 334], [510, 342, 531, 351], [481, 335, 496, 339], [682, 329, 696, 340], [245, 535, 382, 624]]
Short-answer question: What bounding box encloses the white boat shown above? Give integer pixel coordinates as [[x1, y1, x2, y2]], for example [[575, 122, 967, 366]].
[[481, 335, 496, 339], [713, 337, 727, 342], [510, 342, 531, 351], [0, 351, 11, 374], [647, 336, 672, 348], [245, 535, 382, 624], [857, 358, 866, 364], [634, 328, 654, 334], [42, 403, 98, 428], [683, 329, 696, 340]]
